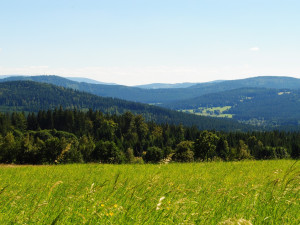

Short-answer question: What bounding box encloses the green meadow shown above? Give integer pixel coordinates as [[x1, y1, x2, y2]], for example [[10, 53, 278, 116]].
[[181, 106, 233, 118], [0, 160, 299, 224]]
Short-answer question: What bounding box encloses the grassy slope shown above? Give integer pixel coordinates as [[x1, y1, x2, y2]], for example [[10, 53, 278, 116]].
[[0, 160, 299, 224]]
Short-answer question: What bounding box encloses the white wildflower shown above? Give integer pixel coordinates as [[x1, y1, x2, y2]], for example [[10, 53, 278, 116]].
[[156, 196, 165, 210]]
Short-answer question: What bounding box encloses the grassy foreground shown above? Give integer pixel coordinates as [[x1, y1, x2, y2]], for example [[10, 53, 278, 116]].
[[0, 161, 299, 224]]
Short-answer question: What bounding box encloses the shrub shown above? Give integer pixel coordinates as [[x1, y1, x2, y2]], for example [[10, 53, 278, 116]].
[[93, 141, 125, 164], [172, 141, 194, 162], [125, 148, 135, 163], [144, 146, 164, 163]]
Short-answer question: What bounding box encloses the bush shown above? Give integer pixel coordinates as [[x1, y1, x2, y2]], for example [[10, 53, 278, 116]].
[[125, 148, 135, 163], [93, 141, 125, 164], [236, 140, 252, 160], [172, 141, 194, 162], [275, 147, 289, 159], [144, 146, 164, 163], [132, 157, 144, 164], [57, 140, 83, 164], [78, 135, 95, 162]]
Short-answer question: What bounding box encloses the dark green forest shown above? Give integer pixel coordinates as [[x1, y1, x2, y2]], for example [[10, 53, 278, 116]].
[[0, 81, 250, 131], [0, 109, 299, 164], [164, 88, 300, 127]]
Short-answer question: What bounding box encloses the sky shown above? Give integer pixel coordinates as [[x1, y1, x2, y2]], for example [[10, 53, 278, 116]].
[[0, 0, 300, 86]]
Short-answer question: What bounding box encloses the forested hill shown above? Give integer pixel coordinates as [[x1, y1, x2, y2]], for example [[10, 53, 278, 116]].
[[0, 81, 251, 131], [164, 87, 300, 127], [189, 76, 300, 90], [1, 75, 300, 104]]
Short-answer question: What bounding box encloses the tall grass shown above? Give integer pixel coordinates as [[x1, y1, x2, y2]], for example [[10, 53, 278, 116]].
[[0, 160, 299, 224]]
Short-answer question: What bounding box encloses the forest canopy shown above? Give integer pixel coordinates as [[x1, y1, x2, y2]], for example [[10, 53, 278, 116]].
[[0, 109, 299, 164]]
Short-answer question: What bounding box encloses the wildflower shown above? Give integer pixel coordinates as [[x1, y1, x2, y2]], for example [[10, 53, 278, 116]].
[[114, 204, 118, 208], [156, 196, 165, 210], [101, 204, 104, 207]]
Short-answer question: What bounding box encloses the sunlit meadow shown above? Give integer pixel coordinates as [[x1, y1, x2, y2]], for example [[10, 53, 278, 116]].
[[0, 160, 299, 224]]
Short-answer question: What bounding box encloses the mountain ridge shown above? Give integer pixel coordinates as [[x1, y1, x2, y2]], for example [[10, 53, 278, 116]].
[[1, 75, 300, 104], [135, 82, 198, 89], [0, 80, 251, 131]]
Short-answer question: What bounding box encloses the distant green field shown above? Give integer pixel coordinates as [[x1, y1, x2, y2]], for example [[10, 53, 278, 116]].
[[181, 106, 233, 118], [0, 160, 299, 224]]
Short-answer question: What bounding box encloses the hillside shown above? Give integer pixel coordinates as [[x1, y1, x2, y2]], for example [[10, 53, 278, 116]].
[[164, 87, 300, 127], [0, 81, 251, 131], [190, 76, 300, 90], [1, 75, 300, 104]]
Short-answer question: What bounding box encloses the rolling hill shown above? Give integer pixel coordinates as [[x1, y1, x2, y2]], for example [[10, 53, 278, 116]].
[[1, 75, 300, 104], [0, 81, 252, 131], [164, 87, 300, 127]]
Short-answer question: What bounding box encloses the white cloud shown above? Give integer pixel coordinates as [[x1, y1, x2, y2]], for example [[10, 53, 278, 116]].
[[250, 47, 260, 52]]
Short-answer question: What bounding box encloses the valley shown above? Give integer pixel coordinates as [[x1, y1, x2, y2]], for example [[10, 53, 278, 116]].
[[1, 75, 300, 129]]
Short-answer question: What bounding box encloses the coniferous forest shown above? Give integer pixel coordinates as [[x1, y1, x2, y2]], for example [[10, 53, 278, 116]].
[[0, 108, 299, 164], [0, 81, 250, 131]]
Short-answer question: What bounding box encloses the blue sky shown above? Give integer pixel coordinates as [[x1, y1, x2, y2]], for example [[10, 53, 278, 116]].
[[0, 0, 300, 85]]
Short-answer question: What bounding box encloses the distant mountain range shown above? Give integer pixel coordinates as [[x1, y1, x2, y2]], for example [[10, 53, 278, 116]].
[[135, 82, 198, 89], [1, 75, 300, 104], [1, 75, 300, 130], [66, 77, 117, 85], [135, 80, 225, 89]]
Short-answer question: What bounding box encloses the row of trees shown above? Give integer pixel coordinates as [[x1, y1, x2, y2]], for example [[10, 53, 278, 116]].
[[0, 109, 299, 164]]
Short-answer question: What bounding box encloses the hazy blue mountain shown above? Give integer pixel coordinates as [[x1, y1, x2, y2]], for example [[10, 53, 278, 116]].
[[0, 75, 80, 88], [1, 75, 300, 104], [189, 76, 300, 90], [134, 80, 225, 89], [0, 80, 252, 131], [0, 75, 13, 79], [135, 82, 198, 89], [66, 77, 117, 85]]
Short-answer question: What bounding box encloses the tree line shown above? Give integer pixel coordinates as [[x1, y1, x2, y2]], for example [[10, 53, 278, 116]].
[[0, 108, 299, 164]]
